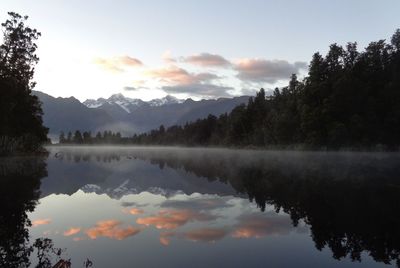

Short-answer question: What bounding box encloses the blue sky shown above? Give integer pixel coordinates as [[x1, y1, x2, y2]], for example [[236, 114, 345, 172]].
[[1, 0, 399, 100]]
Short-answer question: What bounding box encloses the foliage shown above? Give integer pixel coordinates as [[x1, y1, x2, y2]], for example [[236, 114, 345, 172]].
[[0, 12, 48, 155]]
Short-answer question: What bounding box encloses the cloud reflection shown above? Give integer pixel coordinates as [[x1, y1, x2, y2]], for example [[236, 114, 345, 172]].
[[63, 227, 81, 236], [232, 213, 293, 239], [137, 209, 216, 230], [159, 228, 227, 246], [160, 232, 175, 246], [184, 228, 227, 242], [32, 218, 51, 227], [86, 220, 142, 240], [123, 208, 144, 215]]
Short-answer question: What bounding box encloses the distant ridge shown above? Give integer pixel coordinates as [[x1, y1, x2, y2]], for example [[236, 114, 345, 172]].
[[33, 91, 249, 140], [83, 93, 184, 113]]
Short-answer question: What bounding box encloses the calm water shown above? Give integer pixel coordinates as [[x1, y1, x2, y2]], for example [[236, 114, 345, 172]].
[[1, 146, 400, 267]]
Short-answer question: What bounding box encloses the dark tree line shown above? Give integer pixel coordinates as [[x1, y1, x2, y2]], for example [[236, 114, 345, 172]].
[[130, 30, 400, 149], [0, 12, 49, 155]]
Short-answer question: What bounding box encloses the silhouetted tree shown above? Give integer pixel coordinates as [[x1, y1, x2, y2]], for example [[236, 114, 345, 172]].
[[0, 12, 48, 154]]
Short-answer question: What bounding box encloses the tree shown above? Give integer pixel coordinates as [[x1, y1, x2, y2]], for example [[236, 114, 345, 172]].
[[0, 12, 48, 154]]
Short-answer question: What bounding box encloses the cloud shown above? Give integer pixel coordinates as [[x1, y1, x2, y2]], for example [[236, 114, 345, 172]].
[[146, 65, 235, 98], [162, 50, 176, 63], [94, 56, 143, 73], [145, 65, 219, 85], [182, 53, 231, 67], [136, 209, 216, 230], [163, 83, 234, 98], [32, 219, 51, 227], [118, 56, 143, 66], [85, 220, 142, 240], [63, 227, 81, 237], [234, 58, 307, 83], [123, 86, 138, 91], [232, 213, 293, 239]]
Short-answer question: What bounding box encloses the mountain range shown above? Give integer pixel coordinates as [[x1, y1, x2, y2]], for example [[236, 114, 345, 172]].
[[33, 91, 249, 140]]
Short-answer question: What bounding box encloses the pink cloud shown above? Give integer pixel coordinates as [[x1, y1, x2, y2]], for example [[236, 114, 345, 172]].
[[94, 56, 143, 73], [145, 65, 219, 85]]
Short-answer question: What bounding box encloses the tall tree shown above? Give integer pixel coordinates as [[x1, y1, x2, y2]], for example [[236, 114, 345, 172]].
[[0, 12, 48, 154]]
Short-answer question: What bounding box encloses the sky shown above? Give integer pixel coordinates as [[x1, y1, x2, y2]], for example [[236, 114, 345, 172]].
[[1, 0, 399, 101]]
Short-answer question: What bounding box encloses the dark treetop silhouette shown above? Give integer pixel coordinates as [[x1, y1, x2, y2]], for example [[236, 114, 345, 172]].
[[0, 12, 48, 155]]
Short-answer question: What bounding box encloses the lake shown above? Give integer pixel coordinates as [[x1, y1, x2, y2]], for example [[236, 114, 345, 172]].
[[1, 146, 400, 267]]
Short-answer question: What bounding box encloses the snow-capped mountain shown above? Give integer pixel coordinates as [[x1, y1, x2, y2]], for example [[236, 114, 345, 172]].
[[83, 93, 184, 113], [148, 95, 183, 107], [33, 90, 250, 137]]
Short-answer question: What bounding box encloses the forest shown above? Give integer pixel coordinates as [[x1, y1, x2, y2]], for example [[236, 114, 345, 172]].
[[63, 29, 400, 150]]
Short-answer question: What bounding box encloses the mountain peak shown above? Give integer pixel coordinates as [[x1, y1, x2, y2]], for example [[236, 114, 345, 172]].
[[108, 93, 128, 101], [148, 95, 183, 106], [83, 93, 185, 111]]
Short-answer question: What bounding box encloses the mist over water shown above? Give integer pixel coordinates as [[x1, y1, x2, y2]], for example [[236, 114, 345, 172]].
[[1, 146, 400, 267]]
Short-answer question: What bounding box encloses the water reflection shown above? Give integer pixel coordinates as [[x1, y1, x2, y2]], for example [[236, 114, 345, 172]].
[[0, 157, 69, 268], [0, 157, 44, 267], [128, 149, 400, 266], [2, 147, 400, 267]]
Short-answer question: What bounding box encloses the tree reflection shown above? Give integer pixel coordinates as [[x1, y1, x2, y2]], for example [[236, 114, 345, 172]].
[[0, 157, 72, 267], [0, 157, 46, 267], [129, 150, 400, 266], [54, 151, 121, 163]]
